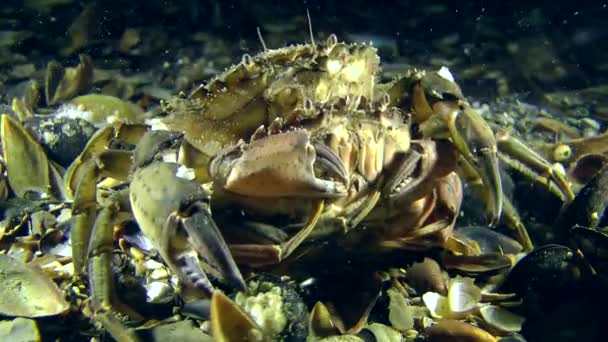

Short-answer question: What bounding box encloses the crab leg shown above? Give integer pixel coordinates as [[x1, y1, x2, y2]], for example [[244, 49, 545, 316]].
[[502, 196, 533, 251], [71, 150, 133, 275], [281, 200, 324, 257], [460, 167, 534, 252], [344, 191, 382, 230], [95, 313, 140, 342], [64, 125, 116, 198], [229, 200, 325, 267], [87, 190, 142, 341], [420, 102, 503, 225], [495, 129, 575, 202]]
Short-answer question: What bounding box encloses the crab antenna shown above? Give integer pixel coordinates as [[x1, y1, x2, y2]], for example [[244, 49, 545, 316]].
[[307, 9, 315, 45], [256, 27, 268, 52]]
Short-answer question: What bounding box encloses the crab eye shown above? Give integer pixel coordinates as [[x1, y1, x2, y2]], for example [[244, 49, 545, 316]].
[[241, 54, 255, 70]]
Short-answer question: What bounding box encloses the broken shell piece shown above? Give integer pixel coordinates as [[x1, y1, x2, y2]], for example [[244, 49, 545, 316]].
[[45, 54, 93, 105], [143, 259, 164, 270], [437, 66, 455, 82], [39, 229, 71, 257], [387, 287, 427, 331], [35, 259, 74, 280], [361, 323, 402, 342], [0, 317, 41, 342], [309, 301, 340, 338], [144, 281, 175, 304], [425, 319, 497, 342], [210, 291, 265, 342], [448, 277, 482, 315], [387, 288, 412, 330], [1, 114, 51, 198], [422, 292, 450, 319], [0, 254, 69, 317], [405, 257, 447, 295], [480, 305, 525, 333], [423, 276, 482, 319], [11, 80, 41, 121], [149, 267, 170, 281]]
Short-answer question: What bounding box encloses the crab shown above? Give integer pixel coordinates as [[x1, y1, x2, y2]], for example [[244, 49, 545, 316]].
[[62, 35, 574, 340]]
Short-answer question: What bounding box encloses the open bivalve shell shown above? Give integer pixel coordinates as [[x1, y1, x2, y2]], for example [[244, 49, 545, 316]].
[[423, 276, 482, 319]]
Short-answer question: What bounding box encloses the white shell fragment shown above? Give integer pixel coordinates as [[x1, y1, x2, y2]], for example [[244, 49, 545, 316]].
[[437, 66, 455, 82], [149, 267, 170, 281], [423, 276, 482, 319], [175, 165, 196, 181], [145, 117, 170, 131], [448, 276, 482, 315], [422, 292, 450, 319], [143, 259, 164, 270], [480, 305, 525, 333], [0, 254, 69, 317], [145, 281, 175, 304]]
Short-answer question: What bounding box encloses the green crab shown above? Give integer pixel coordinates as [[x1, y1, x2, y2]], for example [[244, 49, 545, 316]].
[[60, 34, 574, 341]]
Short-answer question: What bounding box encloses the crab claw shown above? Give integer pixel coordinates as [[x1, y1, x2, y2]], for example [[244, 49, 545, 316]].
[[177, 200, 247, 292], [130, 161, 245, 296], [209, 130, 347, 198], [437, 102, 503, 225]]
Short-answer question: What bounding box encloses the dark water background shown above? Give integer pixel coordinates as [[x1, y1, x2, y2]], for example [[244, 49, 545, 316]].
[[2, 1, 607, 97]]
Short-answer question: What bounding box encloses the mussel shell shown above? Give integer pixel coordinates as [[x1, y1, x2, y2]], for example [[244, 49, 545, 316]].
[[498, 245, 582, 297], [357, 323, 402, 342], [479, 305, 525, 334], [23, 115, 96, 167], [569, 153, 608, 186], [1, 114, 51, 198], [441, 253, 514, 275], [454, 226, 523, 254], [497, 333, 527, 342], [571, 225, 608, 275], [557, 163, 608, 235]]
